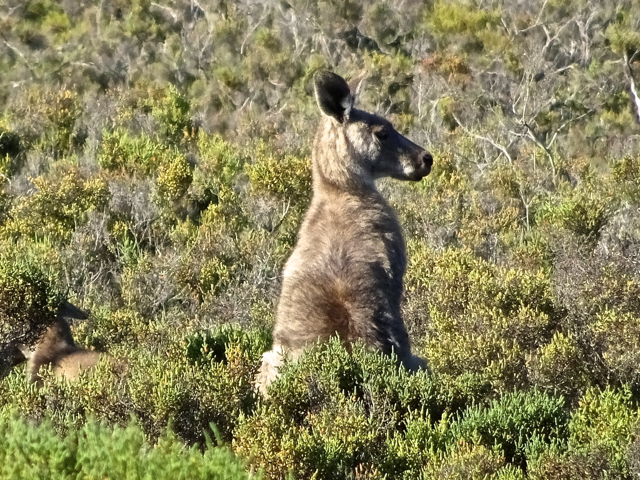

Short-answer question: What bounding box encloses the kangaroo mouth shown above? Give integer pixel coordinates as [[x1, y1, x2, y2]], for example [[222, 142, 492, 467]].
[[408, 151, 433, 180], [408, 164, 431, 181]]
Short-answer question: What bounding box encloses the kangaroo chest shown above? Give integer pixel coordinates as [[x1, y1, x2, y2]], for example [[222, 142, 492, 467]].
[[285, 195, 407, 286]]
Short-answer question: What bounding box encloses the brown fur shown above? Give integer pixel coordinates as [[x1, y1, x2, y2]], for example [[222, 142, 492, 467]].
[[257, 72, 433, 393], [22, 316, 103, 385]]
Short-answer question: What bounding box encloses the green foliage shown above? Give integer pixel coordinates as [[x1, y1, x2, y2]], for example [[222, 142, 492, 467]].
[[185, 324, 270, 366], [591, 310, 640, 386], [147, 85, 194, 144], [408, 244, 559, 390], [606, 10, 640, 56], [14, 89, 82, 156], [156, 153, 192, 202], [98, 129, 168, 175], [526, 332, 590, 399], [424, 0, 508, 58], [2, 321, 264, 445], [536, 188, 611, 240], [612, 155, 640, 184], [2, 170, 109, 243], [0, 413, 256, 480], [568, 386, 640, 476], [235, 338, 488, 479], [246, 145, 312, 205], [0, 251, 64, 353], [452, 390, 568, 467], [1, 0, 640, 476]]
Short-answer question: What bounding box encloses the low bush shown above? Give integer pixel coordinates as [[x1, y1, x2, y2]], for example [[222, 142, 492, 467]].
[[1, 170, 110, 243], [0, 412, 257, 480], [0, 250, 64, 373], [408, 245, 562, 391]]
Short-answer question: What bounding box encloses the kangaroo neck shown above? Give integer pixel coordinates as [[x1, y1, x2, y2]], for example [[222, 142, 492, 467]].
[[311, 121, 378, 194]]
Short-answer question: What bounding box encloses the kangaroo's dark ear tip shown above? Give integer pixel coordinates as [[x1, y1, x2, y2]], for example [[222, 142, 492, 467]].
[[58, 301, 89, 320], [313, 71, 349, 93]]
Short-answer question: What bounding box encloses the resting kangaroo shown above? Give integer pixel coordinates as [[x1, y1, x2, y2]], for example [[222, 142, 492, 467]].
[[257, 71, 433, 393], [20, 302, 103, 385]]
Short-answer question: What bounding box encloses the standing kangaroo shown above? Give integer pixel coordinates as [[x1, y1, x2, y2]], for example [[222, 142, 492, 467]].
[[19, 302, 103, 385], [257, 71, 433, 393]]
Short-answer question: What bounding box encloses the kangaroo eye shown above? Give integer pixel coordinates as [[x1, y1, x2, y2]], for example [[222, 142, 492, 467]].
[[373, 125, 389, 140]]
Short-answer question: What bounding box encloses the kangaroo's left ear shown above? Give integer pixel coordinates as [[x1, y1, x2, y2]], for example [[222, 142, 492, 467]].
[[314, 71, 353, 123]]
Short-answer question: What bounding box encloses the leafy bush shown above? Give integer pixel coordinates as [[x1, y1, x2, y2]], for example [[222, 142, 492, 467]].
[[246, 145, 312, 205], [235, 338, 488, 479], [408, 245, 561, 391], [98, 129, 168, 175], [567, 386, 639, 476], [0, 252, 64, 370], [1, 170, 109, 243], [0, 412, 257, 480], [1, 0, 640, 476], [147, 85, 194, 144], [156, 153, 192, 202], [451, 390, 568, 468]]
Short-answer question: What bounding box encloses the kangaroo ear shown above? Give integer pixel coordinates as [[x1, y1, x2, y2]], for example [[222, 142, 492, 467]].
[[314, 71, 353, 123], [348, 70, 367, 102], [58, 301, 88, 320]]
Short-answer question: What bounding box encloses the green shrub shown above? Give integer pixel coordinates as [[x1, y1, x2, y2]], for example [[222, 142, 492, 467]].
[[382, 412, 451, 478], [14, 89, 82, 156], [246, 144, 312, 205], [408, 245, 560, 390], [526, 332, 590, 400], [2, 322, 263, 446], [452, 390, 568, 468], [147, 85, 194, 144], [536, 188, 611, 240], [590, 309, 640, 387], [156, 153, 193, 202], [98, 129, 168, 175], [1, 170, 110, 243], [185, 324, 270, 366], [612, 155, 640, 184], [424, 0, 507, 57], [0, 413, 257, 480], [235, 339, 473, 479], [567, 386, 640, 476], [0, 254, 64, 365], [421, 443, 514, 480], [196, 134, 247, 187]]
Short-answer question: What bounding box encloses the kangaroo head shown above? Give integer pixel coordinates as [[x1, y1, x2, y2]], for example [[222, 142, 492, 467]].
[[313, 71, 432, 186]]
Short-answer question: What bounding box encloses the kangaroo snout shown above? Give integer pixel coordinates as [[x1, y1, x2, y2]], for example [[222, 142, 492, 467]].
[[404, 149, 433, 181], [417, 150, 433, 177]]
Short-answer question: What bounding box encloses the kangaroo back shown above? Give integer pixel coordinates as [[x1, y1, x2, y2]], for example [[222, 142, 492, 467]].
[[26, 315, 103, 384]]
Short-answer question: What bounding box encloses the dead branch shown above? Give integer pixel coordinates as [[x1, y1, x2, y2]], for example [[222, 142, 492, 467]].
[[452, 113, 513, 164], [624, 52, 640, 125]]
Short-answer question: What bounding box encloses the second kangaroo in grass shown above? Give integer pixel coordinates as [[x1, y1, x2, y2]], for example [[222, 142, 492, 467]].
[[20, 302, 103, 385], [257, 71, 433, 393]]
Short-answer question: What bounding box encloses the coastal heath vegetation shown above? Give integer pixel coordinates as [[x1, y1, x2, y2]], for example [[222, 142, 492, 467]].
[[1, 0, 640, 478]]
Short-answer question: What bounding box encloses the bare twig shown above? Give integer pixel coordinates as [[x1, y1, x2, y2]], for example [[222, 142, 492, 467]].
[[1, 36, 37, 80], [452, 113, 513, 164], [523, 123, 556, 176], [623, 52, 640, 125], [240, 8, 267, 56]]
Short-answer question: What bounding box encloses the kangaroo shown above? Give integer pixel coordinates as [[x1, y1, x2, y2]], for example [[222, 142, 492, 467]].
[[257, 71, 433, 393], [19, 302, 104, 385]]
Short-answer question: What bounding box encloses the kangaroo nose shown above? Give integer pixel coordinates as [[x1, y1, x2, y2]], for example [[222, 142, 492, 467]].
[[421, 151, 433, 168]]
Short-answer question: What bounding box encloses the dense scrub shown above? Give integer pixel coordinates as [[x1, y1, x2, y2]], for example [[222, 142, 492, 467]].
[[1, 0, 640, 478]]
